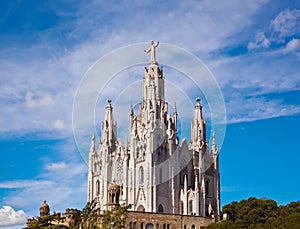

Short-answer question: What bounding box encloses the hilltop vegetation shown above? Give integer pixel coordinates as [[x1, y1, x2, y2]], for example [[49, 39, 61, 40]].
[[25, 197, 300, 228], [204, 197, 300, 229], [25, 201, 130, 229]]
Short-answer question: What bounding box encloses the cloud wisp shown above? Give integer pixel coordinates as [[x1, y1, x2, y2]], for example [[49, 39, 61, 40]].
[[1, 1, 299, 141], [270, 8, 300, 38], [0, 159, 87, 219]]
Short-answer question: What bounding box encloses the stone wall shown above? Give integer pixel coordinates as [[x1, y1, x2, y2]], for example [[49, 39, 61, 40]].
[[125, 211, 214, 229]]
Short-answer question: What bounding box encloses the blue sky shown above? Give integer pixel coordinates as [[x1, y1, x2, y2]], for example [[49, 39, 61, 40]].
[[0, 0, 300, 227]]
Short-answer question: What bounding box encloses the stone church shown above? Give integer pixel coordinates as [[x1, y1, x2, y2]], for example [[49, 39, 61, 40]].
[[87, 41, 221, 224]]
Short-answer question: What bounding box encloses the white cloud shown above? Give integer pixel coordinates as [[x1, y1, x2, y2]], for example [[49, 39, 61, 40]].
[[283, 38, 300, 53], [53, 119, 66, 130], [248, 31, 270, 50], [46, 161, 67, 170], [226, 96, 300, 123], [25, 92, 55, 108], [248, 7, 300, 51], [0, 0, 282, 138], [208, 46, 300, 124], [0, 2, 298, 155], [0, 206, 27, 227], [0, 180, 52, 189], [0, 58, 76, 135], [0, 137, 86, 215], [270, 8, 300, 38], [1, 160, 87, 217]]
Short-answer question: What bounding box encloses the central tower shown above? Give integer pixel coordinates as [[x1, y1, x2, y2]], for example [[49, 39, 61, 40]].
[[128, 41, 179, 213]]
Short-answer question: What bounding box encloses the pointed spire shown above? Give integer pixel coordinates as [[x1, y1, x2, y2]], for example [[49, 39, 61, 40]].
[[194, 97, 203, 120], [211, 131, 218, 154], [173, 102, 177, 114], [104, 99, 114, 124], [90, 133, 96, 153], [184, 174, 188, 191], [88, 134, 95, 180], [130, 103, 134, 116], [101, 99, 117, 146], [191, 97, 206, 147], [172, 102, 178, 137], [212, 132, 216, 146]]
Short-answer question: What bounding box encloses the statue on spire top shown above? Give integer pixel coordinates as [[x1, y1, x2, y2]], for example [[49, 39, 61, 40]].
[[144, 40, 159, 64]]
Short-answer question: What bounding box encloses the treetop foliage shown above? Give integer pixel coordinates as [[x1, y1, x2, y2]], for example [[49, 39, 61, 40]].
[[203, 197, 300, 229]]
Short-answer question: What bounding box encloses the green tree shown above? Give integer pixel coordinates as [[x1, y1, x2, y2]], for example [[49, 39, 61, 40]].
[[101, 204, 132, 229], [80, 200, 99, 229], [203, 197, 300, 229]]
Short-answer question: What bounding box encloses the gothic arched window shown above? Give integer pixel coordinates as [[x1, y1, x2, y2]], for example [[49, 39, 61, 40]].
[[205, 180, 209, 195], [189, 200, 193, 215], [96, 180, 100, 195], [158, 204, 164, 213], [159, 168, 162, 184], [139, 166, 144, 185], [137, 205, 145, 212]]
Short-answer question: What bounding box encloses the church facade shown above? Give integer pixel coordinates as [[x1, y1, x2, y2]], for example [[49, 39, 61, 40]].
[[87, 42, 221, 222]]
